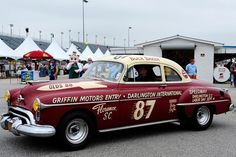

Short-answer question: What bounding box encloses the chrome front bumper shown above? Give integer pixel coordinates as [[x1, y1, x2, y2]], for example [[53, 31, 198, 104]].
[[0, 107, 55, 137], [229, 103, 235, 111]]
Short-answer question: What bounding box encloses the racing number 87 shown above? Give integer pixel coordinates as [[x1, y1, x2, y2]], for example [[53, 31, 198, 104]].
[[133, 100, 156, 120]]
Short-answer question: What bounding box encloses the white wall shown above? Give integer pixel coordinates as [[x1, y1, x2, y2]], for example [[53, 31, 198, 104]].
[[143, 44, 162, 56], [195, 43, 214, 83]]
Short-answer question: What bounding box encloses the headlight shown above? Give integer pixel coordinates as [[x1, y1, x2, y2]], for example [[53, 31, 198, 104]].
[[33, 98, 41, 122], [33, 98, 41, 111], [3, 90, 10, 102]]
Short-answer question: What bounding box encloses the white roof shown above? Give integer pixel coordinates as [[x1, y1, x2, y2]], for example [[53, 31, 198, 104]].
[[136, 35, 224, 47], [45, 39, 68, 60], [94, 48, 104, 60], [0, 39, 15, 59], [80, 46, 94, 61], [14, 36, 42, 59]]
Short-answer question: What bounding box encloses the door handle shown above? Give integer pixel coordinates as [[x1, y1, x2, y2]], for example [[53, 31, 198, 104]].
[[160, 84, 167, 89]]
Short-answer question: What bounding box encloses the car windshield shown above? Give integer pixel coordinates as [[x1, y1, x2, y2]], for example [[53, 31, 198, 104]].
[[82, 61, 124, 82]]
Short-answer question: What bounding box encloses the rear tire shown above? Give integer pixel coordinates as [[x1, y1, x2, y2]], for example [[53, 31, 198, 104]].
[[56, 111, 95, 150], [190, 105, 213, 130]]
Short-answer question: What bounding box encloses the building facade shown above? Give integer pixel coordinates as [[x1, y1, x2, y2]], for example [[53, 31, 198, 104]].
[[111, 35, 231, 83]]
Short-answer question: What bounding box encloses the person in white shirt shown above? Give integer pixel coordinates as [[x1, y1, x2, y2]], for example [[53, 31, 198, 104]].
[[83, 58, 93, 72]]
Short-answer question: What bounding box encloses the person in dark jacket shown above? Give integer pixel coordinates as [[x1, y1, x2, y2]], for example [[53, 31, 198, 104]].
[[49, 60, 58, 80]]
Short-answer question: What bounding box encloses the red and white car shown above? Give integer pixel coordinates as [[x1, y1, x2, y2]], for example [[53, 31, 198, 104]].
[[1, 55, 234, 150]]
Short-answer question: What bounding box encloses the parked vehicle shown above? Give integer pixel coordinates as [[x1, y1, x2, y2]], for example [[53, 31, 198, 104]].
[[1, 55, 234, 150]]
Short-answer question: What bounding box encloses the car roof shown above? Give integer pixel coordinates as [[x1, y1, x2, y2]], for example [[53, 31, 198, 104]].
[[97, 55, 180, 67], [97, 55, 192, 82]]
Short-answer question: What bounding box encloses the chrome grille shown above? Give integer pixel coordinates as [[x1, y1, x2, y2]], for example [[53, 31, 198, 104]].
[[8, 107, 35, 125]]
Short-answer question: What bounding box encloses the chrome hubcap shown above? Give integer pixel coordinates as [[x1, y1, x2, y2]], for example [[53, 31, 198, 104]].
[[196, 106, 210, 126], [65, 118, 88, 144]]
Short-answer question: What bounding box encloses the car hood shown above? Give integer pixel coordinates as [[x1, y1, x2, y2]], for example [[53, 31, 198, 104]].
[[12, 79, 116, 111]]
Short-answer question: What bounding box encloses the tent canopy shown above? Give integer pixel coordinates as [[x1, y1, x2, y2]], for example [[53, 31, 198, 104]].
[[45, 39, 68, 61], [81, 46, 94, 61], [14, 36, 42, 59], [0, 39, 15, 59]]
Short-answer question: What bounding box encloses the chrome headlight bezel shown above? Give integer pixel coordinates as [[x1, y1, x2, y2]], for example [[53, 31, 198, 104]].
[[33, 98, 41, 122]]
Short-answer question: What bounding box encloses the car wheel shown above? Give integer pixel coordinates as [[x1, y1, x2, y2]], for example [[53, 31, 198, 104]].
[[191, 106, 213, 130], [57, 111, 95, 150]]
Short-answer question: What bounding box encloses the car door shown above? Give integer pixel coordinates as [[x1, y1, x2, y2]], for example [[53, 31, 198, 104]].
[[158, 65, 186, 120], [118, 63, 175, 127]]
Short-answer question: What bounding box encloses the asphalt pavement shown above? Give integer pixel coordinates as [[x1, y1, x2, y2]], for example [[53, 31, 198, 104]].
[[0, 78, 236, 157]]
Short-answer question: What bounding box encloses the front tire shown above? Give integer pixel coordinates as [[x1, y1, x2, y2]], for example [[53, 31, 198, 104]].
[[190, 106, 213, 130], [57, 111, 95, 150]]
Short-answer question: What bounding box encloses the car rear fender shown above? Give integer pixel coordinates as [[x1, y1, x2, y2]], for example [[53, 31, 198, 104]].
[[177, 88, 217, 118]]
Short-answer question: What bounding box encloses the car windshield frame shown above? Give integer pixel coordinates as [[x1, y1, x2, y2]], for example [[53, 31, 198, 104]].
[[82, 61, 124, 82]]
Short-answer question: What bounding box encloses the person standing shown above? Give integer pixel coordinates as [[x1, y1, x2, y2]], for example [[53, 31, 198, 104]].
[[230, 62, 236, 87], [49, 60, 58, 80], [185, 59, 197, 79], [83, 58, 93, 72], [66, 51, 83, 79]]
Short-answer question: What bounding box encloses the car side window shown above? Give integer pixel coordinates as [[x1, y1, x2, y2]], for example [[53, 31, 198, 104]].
[[164, 66, 182, 82], [124, 64, 162, 82]]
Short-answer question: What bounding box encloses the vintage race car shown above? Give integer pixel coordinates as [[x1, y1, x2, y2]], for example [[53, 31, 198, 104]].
[[1, 55, 234, 150]]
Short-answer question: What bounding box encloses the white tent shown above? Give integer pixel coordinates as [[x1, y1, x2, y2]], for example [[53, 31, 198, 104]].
[[14, 36, 42, 59], [0, 39, 15, 59], [80, 46, 95, 61], [94, 48, 104, 60], [67, 43, 82, 56], [104, 49, 111, 55], [45, 39, 68, 60]]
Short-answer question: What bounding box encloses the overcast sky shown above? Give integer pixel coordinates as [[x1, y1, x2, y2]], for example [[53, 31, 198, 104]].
[[1, 0, 236, 48]]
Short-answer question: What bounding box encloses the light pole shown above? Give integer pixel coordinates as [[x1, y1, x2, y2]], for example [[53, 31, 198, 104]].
[[78, 32, 80, 42], [82, 0, 88, 43], [124, 38, 126, 47], [95, 35, 98, 44], [128, 26, 132, 47], [86, 33, 88, 43], [133, 40, 136, 46], [39, 30, 42, 40], [10, 24, 13, 36], [68, 29, 72, 47], [61, 32, 64, 48], [104, 36, 106, 45], [50, 33, 54, 42], [113, 37, 116, 46]]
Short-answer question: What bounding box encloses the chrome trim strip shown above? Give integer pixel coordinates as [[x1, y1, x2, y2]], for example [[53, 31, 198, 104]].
[[99, 119, 179, 133], [177, 99, 229, 106], [40, 97, 163, 109], [40, 100, 120, 109]]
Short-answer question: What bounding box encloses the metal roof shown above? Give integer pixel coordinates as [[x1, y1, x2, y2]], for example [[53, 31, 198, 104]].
[[71, 41, 87, 52], [0, 35, 24, 50], [34, 40, 50, 51], [136, 35, 224, 47], [223, 46, 236, 49]]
